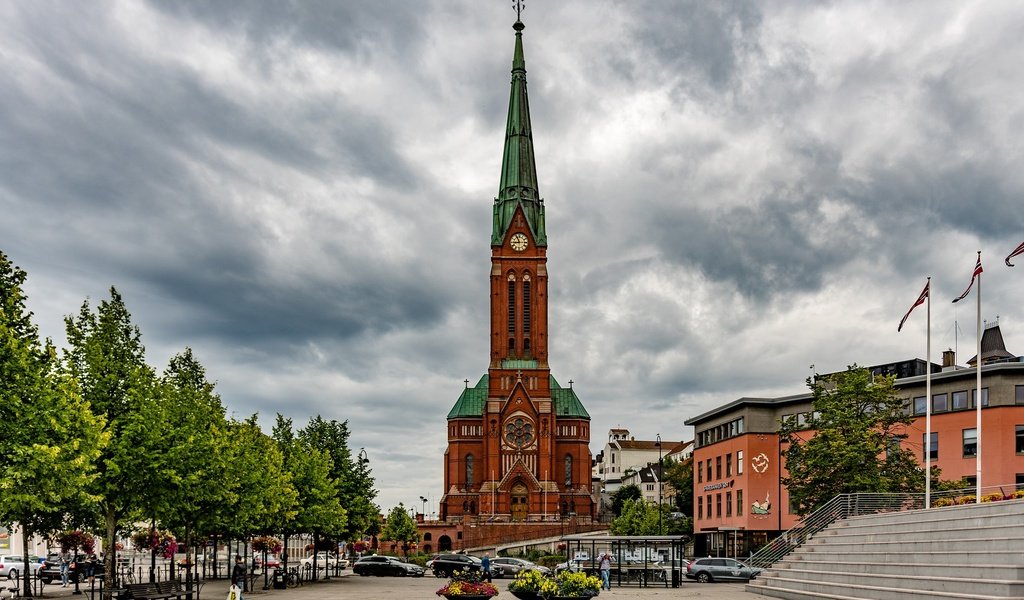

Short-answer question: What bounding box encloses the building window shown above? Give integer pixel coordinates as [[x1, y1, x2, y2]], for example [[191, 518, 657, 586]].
[[706, 495, 712, 518], [971, 388, 989, 408], [522, 275, 531, 334], [963, 428, 978, 457], [726, 492, 733, 517], [1017, 386, 1024, 405], [1017, 474, 1024, 490], [697, 460, 703, 483], [507, 276, 516, 334], [716, 456, 722, 480], [698, 496, 703, 520], [789, 495, 800, 514], [716, 493, 722, 517], [466, 454, 474, 487], [923, 432, 938, 460], [737, 490, 743, 516], [1017, 426, 1024, 454], [932, 393, 948, 412], [952, 391, 968, 410], [737, 451, 743, 474], [726, 454, 733, 477], [565, 454, 573, 486], [912, 396, 926, 415], [706, 461, 712, 482]]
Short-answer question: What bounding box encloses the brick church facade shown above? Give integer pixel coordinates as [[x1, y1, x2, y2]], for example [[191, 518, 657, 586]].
[[438, 17, 595, 525]]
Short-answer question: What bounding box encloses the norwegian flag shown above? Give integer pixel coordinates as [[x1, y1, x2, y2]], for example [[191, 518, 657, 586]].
[[952, 253, 983, 303], [1006, 241, 1024, 267], [898, 280, 929, 332]]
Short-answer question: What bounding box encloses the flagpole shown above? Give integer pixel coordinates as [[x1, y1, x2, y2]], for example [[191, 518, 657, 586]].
[[925, 276, 932, 508], [975, 253, 982, 500]]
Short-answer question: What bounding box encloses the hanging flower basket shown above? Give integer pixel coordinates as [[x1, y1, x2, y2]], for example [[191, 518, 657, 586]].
[[252, 536, 283, 554]]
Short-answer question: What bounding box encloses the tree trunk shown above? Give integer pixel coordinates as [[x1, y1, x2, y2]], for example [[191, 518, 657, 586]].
[[103, 508, 118, 600], [20, 528, 33, 598]]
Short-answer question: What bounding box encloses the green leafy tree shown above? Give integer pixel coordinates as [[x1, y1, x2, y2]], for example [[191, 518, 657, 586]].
[[298, 416, 378, 540], [380, 504, 419, 558], [663, 457, 693, 516], [0, 252, 107, 596], [609, 484, 642, 517], [223, 416, 297, 539], [63, 287, 157, 598], [781, 366, 926, 515], [609, 498, 660, 535]]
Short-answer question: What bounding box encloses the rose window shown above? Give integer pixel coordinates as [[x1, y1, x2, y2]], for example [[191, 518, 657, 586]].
[[504, 417, 534, 448]]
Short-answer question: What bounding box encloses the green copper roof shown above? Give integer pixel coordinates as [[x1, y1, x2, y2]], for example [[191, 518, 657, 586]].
[[448, 375, 490, 419], [492, 20, 547, 247], [550, 376, 590, 419], [501, 359, 539, 369], [446, 374, 590, 420]]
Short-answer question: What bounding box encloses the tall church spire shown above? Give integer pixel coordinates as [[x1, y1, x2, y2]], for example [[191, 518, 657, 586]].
[[492, 18, 547, 247]]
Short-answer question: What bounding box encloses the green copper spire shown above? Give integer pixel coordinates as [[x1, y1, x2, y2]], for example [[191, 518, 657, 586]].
[[492, 19, 547, 247]]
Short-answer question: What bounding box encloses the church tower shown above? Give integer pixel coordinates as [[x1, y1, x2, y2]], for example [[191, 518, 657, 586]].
[[440, 16, 594, 524]]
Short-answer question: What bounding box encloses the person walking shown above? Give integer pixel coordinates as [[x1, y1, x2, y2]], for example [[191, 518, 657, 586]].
[[59, 551, 70, 587], [481, 553, 492, 583], [230, 555, 246, 599], [599, 552, 612, 590]]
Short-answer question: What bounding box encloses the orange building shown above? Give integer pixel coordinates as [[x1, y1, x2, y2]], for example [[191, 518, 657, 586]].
[[685, 323, 1024, 557], [438, 17, 594, 526]]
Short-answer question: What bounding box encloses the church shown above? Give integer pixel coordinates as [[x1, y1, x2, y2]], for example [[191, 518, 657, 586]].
[[438, 16, 595, 524]]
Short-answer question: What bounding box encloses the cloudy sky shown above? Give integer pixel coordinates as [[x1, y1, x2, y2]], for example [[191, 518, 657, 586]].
[[3, 0, 1023, 514]]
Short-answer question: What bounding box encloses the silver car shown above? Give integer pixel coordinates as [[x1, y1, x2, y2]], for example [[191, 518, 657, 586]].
[[0, 555, 42, 580], [685, 557, 761, 583], [491, 557, 550, 578]]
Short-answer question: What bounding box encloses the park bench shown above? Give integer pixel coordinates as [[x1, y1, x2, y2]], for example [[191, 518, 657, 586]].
[[156, 579, 204, 599], [125, 583, 174, 600]]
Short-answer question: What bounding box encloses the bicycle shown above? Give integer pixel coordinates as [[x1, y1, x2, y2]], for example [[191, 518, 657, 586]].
[[284, 567, 301, 589]]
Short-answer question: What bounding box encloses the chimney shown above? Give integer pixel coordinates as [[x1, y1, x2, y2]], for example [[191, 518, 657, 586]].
[[942, 349, 956, 370]]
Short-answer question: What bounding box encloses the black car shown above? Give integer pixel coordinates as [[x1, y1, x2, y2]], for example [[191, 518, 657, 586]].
[[429, 554, 503, 578], [39, 554, 84, 585], [352, 556, 424, 577]]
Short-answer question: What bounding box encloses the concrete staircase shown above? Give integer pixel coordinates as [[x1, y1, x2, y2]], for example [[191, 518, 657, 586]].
[[746, 499, 1024, 600]]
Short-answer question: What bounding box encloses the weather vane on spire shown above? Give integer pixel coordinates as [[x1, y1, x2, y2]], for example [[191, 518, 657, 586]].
[[512, 0, 524, 21]]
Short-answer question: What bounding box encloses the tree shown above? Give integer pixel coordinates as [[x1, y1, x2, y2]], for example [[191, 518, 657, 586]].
[[298, 417, 378, 540], [380, 504, 419, 558], [64, 288, 157, 599], [663, 457, 693, 517], [781, 366, 926, 515], [0, 252, 106, 597], [609, 498, 660, 535], [609, 484, 642, 517]]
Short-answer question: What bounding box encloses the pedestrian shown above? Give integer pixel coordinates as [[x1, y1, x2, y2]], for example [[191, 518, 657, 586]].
[[230, 555, 246, 600], [59, 551, 70, 587], [86, 553, 98, 584], [481, 553, 492, 583], [599, 552, 612, 590]]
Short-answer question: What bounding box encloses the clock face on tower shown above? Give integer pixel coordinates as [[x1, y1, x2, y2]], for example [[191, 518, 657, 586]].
[[510, 233, 529, 252]]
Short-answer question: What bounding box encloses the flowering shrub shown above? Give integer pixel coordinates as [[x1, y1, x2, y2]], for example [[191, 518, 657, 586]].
[[508, 569, 547, 593], [252, 536, 283, 554], [131, 529, 177, 559], [932, 497, 954, 507], [509, 569, 600, 598], [58, 530, 97, 554], [980, 493, 1003, 503], [352, 541, 368, 553], [436, 569, 499, 597]]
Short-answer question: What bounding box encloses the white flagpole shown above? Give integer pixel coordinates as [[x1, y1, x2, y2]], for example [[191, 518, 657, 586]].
[[925, 277, 932, 508], [975, 254, 982, 500]]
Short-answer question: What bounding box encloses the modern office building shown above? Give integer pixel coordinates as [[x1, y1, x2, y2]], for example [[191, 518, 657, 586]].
[[685, 322, 1024, 557]]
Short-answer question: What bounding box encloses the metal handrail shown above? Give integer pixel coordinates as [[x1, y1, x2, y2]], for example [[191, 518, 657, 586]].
[[746, 484, 1023, 570], [746, 493, 922, 569]]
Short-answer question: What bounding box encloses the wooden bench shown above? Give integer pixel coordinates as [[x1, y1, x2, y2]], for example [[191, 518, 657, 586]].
[[125, 583, 174, 600], [158, 580, 204, 599]]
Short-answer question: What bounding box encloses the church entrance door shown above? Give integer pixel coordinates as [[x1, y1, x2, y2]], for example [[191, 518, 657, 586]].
[[511, 483, 529, 521]]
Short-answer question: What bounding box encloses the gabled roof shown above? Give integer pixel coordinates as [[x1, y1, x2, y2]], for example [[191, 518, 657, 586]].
[[446, 374, 590, 420]]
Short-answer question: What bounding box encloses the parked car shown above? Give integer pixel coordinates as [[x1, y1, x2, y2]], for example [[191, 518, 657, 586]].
[[252, 555, 282, 570], [0, 555, 43, 580], [429, 554, 504, 578], [491, 557, 549, 577], [352, 555, 424, 577], [299, 552, 348, 570], [685, 557, 761, 583]]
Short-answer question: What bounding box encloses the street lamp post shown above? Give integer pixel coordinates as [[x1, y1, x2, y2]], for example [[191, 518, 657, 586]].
[[420, 496, 428, 520], [656, 433, 662, 535]]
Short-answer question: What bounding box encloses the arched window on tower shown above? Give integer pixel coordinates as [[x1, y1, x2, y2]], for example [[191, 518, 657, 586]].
[[564, 454, 573, 487], [466, 454, 474, 488], [507, 273, 516, 335], [522, 273, 531, 334]]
